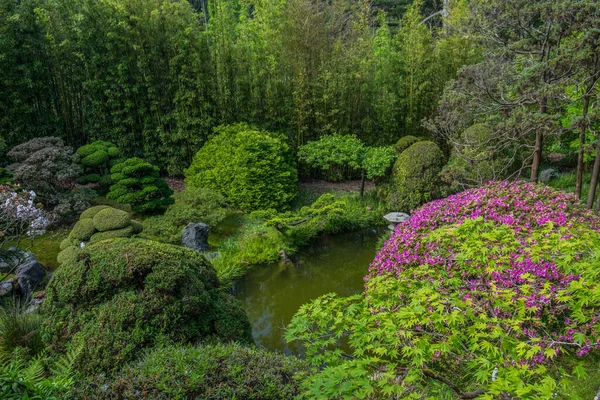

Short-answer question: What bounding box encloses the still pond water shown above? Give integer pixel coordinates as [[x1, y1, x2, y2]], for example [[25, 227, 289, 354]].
[[233, 228, 383, 355]]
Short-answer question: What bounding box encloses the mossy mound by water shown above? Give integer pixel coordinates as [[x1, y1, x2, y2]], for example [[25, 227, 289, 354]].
[[70, 343, 312, 399], [43, 238, 253, 373]]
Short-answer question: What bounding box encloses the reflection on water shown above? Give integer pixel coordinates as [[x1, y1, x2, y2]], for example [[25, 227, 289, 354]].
[[234, 228, 382, 355]]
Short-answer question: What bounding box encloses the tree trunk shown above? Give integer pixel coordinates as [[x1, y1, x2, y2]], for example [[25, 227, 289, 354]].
[[530, 99, 547, 182], [576, 95, 591, 198], [360, 168, 365, 198], [587, 143, 600, 209]]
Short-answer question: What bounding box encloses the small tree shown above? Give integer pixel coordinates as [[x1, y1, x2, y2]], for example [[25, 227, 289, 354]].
[[298, 135, 396, 197], [76, 140, 122, 191], [107, 158, 174, 213]]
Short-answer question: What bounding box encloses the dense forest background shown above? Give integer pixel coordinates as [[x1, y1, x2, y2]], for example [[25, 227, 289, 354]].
[[0, 0, 476, 175]]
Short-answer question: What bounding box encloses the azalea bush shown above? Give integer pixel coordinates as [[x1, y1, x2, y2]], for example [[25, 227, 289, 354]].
[[287, 181, 600, 399]]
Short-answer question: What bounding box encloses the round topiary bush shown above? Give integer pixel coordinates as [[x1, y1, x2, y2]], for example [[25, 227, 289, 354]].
[[288, 182, 600, 398], [76, 140, 122, 189], [107, 157, 174, 213], [56, 206, 142, 264], [70, 343, 312, 399], [394, 135, 421, 154], [185, 123, 297, 211], [43, 238, 253, 373], [389, 141, 445, 212]]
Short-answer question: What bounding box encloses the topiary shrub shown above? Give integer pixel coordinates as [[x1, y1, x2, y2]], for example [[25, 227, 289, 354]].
[[43, 238, 253, 373], [287, 182, 600, 398], [70, 343, 312, 399], [107, 158, 174, 213], [394, 135, 421, 154], [76, 140, 122, 191], [388, 141, 445, 212], [185, 123, 297, 211], [6, 137, 84, 210], [56, 206, 142, 263]]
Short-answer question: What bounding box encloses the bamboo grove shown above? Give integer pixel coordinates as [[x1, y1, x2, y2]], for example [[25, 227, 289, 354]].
[[0, 0, 477, 175]]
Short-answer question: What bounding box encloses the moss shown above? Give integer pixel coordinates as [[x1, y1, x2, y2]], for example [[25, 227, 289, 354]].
[[56, 246, 81, 266], [42, 238, 252, 373], [59, 238, 71, 251], [69, 218, 96, 242], [389, 141, 445, 212], [92, 207, 130, 232], [79, 205, 110, 220], [395, 135, 421, 154], [130, 220, 143, 234], [70, 343, 313, 399], [89, 226, 134, 243]]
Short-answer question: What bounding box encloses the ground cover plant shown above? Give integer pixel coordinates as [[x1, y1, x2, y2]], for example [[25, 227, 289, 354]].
[[287, 181, 600, 398]]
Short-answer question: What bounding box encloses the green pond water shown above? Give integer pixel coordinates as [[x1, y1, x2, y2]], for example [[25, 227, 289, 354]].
[[234, 228, 383, 355]]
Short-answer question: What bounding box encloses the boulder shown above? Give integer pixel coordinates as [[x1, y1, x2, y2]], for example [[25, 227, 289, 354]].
[[539, 168, 558, 183], [16, 258, 46, 298], [0, 279, 13, 297], [0, 247, 35, 273], [182, 222, 211, 252]]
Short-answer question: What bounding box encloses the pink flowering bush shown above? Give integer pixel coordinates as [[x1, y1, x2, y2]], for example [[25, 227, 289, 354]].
[[287, 181, 600, 399]]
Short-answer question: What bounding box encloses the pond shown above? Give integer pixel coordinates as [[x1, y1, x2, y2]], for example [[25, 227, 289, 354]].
[[233, 228, 384, 355]]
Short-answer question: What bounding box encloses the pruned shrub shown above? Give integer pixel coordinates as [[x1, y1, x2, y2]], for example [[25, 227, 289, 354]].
[[185, 123, 297, 211], [76, 140, 122, 191], [43, 238, 253, 373], [107, 157, 174, 213], [388, 141, 445, 212], [394, 135, 421, 154], [288, 182, 600, 398], [70, 343, 312, 399], [56, 206, 141, 263]]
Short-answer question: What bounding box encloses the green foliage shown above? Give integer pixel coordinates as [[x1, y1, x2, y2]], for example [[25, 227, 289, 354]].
[[69, 218, 95, 242], [0, 303, 44, 359], [141, 187, 228, 245], [70, 343, 313, 399], [394, 135, 421, 153], [76, 141, 121, 191], [298, 135, 396, 181], [0, 168, 12, 185], [107, 158, 174, 213], [43, 238, 253, 373], [389, 141, 445, 211], [185, 124, 297, 211], [0, 347, 78, 400], [92, 208, 130, 232]]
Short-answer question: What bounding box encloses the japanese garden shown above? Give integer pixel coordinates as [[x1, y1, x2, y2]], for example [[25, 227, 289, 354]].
[[1, 0, 600, 398]]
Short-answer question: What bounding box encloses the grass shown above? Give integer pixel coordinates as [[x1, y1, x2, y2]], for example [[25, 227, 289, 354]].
[[4, 228, 70, 270]]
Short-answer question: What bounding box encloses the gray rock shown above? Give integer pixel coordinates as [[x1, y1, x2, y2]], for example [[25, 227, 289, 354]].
[[0, 279, 13, 297], [0, 247, 35, 273], [539, 168, 558, 183], [181, 222, 211, 253], [16, 258, 46, 298]]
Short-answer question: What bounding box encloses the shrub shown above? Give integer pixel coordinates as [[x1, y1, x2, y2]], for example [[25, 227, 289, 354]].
[[287, 182, 600, 398], [0, 184, 51, 248], [6, 137, 82, 208], [76, 141, 122, 191], [52, 188, 97, 222], [56, 206, 141, 263], [185, 123, 297, 211], [388, 141, 445, 212], [0, 303, 44, 359], [441, 123, 513, 191], [70, 343, 313, 399], [43, 238, 253, 373], [107, 158, 174, 213], [394, 135, 421, 153], [141, 187, 228, 245]]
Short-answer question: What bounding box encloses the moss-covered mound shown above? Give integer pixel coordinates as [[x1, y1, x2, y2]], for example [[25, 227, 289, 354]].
[[43, 238, 253, 373], [56, 206, 143, 265], [70, 343, 312, 399], [389, 141, 445, 212]]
